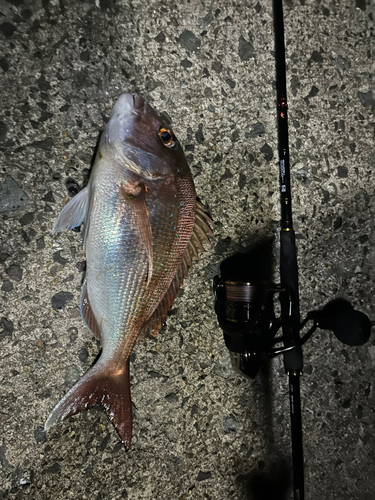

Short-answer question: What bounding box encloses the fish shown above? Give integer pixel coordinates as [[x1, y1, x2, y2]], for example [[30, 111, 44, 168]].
[[45, 94, 213, 449]]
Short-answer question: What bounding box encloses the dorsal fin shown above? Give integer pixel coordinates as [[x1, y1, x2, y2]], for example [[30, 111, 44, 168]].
[[138, 200, 214, 341]]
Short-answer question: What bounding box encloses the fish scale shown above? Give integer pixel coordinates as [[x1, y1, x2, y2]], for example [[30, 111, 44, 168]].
[[45, 94, 213, 448]]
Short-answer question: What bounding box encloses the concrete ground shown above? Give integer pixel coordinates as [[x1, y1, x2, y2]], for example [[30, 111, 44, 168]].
[[0, 0, 374, 499]]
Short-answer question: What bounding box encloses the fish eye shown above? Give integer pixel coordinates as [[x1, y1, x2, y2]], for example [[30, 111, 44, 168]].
[[158, 128, 176, 149]]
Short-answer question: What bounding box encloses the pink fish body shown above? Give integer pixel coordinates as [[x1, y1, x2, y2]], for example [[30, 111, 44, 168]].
[[45, 94, 213, 448]]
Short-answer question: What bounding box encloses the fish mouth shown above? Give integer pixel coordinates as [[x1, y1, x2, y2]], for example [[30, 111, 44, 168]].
[[132, 95, 148, 115], [105, 94, 138, 147], [110, 93, 136, 118], [110, 94, 147, 119]]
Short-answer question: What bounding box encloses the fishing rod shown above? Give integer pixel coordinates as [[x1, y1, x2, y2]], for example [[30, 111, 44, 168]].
[[213, 1, 371, 498]]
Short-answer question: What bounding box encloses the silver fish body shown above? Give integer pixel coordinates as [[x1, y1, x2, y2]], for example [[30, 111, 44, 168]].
[[45, 94, 213, 448]]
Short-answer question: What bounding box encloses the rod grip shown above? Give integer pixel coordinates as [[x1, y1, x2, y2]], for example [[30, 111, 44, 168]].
[[280, 230, 299, 311], [280, 230, 303, 373]]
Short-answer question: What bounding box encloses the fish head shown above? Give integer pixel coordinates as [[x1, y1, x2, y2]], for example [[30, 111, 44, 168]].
[[103, 94, 190, 182]]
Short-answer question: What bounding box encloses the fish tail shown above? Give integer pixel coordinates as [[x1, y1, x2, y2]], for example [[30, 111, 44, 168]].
[[45, 359, 132, 449]]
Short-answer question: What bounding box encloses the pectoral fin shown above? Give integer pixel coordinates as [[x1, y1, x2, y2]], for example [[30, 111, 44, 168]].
[[120, 182, 153, 286]]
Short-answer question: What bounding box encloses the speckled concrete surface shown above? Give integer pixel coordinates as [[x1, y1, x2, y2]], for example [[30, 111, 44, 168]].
[[0, 0, 374, 499]]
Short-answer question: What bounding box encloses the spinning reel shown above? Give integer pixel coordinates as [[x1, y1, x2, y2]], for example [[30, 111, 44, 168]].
[[214, 265, 371, 380]]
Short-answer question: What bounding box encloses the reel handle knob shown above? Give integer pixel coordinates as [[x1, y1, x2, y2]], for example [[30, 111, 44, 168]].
[[311, 299, 371, 346], [331, 309, 371, 346]]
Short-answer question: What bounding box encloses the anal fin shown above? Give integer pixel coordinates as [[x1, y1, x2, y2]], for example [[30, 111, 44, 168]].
[[80, 278, 101, 340]]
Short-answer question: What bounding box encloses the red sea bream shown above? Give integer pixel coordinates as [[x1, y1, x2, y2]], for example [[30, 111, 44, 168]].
[[45, 94, 213, 448]]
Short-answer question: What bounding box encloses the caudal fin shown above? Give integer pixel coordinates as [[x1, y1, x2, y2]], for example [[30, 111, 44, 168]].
[[45, 359, 132, 449]]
